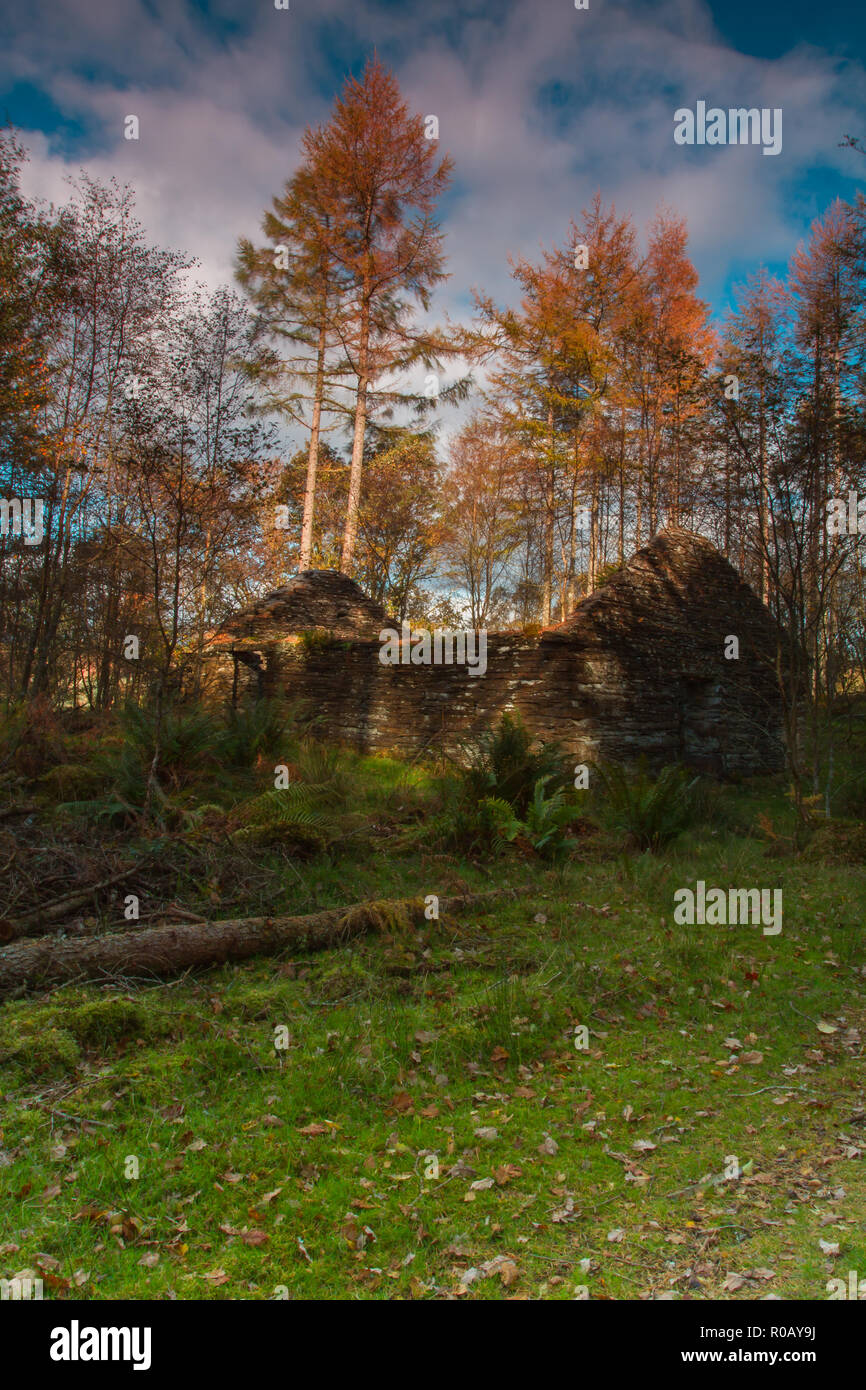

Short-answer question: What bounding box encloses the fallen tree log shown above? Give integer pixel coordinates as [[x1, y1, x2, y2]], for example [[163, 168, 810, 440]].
[[0, 888, 531, 999]]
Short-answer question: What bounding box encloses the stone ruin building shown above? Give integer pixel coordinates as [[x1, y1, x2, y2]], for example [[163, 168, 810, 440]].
[[203, 527, 785, 777]]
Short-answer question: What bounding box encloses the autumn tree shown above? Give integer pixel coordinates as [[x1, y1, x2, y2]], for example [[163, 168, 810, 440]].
[[439, 417, 522, 627], [355, 431, 442, 617], [475, 197, 639, 617], [618, 211, 715, 542], [301, 56, 457, 574], [0, 130, 60, 477], [119, 287, 270, 691], [236, 163, 345, 571], [0, 131, 65, 700], [19, 176, 191, 698]]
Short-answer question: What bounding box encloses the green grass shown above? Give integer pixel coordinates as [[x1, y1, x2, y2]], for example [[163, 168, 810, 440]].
[[2, 780, 865, 1302]]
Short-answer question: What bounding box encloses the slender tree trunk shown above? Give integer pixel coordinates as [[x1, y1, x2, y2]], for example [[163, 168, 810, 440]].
[[587, 474, 598, 595], [541, 405, 555, 624], [723, 438, 731, 558], [341, 299, 370, 575], [758, 343, 769, 604], [618, 406, 626, 564], [300, 316, 328, 570]]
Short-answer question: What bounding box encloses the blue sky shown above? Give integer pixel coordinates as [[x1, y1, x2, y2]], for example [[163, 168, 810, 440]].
[[2, 0, 864, 340]]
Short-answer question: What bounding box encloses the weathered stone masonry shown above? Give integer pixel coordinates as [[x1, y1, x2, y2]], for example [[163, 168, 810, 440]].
[[204, 528, 784, 776]]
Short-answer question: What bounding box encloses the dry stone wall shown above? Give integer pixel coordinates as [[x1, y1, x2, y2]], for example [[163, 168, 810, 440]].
[[204, 528, 784, 776]]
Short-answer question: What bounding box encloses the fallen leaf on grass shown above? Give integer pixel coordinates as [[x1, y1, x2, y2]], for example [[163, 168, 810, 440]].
[[40, 1270, 71, 1293], [495, 1164, 522, 1186], [488, 1256, 519, 1287], [341, 1220, 375, 1250], [457, 1255, 521, 1291], [242, 1229, 268, 1247]]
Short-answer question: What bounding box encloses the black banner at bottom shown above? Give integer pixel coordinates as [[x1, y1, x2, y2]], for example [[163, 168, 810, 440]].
[[4, 1295, 857, 1377]]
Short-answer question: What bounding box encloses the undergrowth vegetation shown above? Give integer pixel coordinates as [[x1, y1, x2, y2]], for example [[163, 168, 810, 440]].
[[1, 701, 865, 1300]]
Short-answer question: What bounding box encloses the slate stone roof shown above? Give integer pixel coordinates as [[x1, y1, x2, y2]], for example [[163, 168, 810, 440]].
[[207, 569, 387, 649]]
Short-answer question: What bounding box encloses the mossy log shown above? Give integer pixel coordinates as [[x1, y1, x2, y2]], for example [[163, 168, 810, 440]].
[[0, 889, 530, 999]]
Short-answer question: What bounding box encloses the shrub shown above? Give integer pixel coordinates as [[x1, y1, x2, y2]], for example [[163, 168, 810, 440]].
[[594, 759, 699, 852], [119, 703, 218, 788], [432, 715, 577, 855], [0, 698, 66, 782], [473, 779, 582, 860], [521, 776, 583, 860], [57, 703, 221, 825], [232, 784, 334, 852], [297, 629, 339, 657], [38, 762, 108, 801], [231, 747, 355, 853], [218, 699, 296, 769], [56, 700, 294, 826], [459, 712, 570, 817], [801, 820, 866, 865]]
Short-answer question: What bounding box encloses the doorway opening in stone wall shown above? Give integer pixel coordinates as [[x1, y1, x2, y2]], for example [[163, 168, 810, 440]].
[[678, 676, 724, 775]]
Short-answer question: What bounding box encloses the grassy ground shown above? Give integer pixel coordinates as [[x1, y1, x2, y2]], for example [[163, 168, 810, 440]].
[[1, 755, 865, 1301]]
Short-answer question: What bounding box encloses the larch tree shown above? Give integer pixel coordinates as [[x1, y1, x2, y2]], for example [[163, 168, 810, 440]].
[[439, 416, 522, 628], [619, 211, 715, 542], [301, 56, 456, 574], [542, 197, 640, 601], [236, 163, 344, 572], [475, 197, 639, 617]]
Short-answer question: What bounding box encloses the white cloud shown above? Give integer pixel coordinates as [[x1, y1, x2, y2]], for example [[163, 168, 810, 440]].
[[7, 0, 866, 435]]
